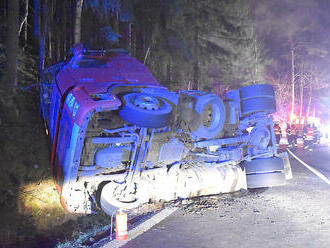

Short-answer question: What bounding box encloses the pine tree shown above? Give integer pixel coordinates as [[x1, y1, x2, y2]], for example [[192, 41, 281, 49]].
[[3, 0, 19, 92], [133, 0, 265, 91]]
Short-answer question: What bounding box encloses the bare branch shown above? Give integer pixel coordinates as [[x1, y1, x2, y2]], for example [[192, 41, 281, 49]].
[[18, 0, 29, 36]]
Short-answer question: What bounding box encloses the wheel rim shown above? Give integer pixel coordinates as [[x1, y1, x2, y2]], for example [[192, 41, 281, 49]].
[[100, 182, 142, 214], [133, 94, 161, 111], [191, 94, 225, 139], [119, 93, 173, 128], [201, 104, 214, 128]]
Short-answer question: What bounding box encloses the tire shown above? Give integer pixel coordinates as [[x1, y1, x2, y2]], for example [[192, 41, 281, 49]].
[[246, 172, 286, 188], [100, 182, 144, 215], [190, 94, 226, 139], [244, 157, 284, 174], [119, 93, 172, 128], [240, 84, 275, 100], [241, 97, 276, 115]]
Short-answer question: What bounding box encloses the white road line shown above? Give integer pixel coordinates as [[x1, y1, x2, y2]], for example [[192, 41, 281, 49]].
[[286, 148, 330, 185], [101, 207, 178, 248]]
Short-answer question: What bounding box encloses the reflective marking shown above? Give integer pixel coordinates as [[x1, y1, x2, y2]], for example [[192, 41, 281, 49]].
[[286, 148, 330, 185], [101, 207, 178, 248]]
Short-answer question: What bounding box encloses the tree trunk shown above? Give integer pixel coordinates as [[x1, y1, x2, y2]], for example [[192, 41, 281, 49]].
[[306, 83, 312, 117], [48, 0, 55, 60], [49, 30, 52, 59], [129, 22, 132, 52], [63, 1, 67, 54], [143, 47, 150, 65], [33, 0, 39, 37], [74, 0, 84, 44], [39, 0, 48, 72], [299, 77, 304, 118], [3, 0, 6, 17], [24, 0, 29, 48], [39, 34, 46, 72], [3, 0, 19, 90], [252, 24, 259, 83], [69, 0, 74, 46], [193, 27, 199, 90], [290, 48, 295, 120]]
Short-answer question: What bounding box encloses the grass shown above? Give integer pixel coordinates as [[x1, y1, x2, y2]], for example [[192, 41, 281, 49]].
[[0, 89, 113, 247], [18, 179, 70, 231]]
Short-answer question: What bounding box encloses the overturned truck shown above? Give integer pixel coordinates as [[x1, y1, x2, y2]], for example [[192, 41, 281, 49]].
[[40, 44, 291, 215]]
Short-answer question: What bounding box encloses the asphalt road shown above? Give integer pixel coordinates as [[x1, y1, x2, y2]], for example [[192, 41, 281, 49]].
[[290, 144, 330, 178], [110, 144, 330, 248]]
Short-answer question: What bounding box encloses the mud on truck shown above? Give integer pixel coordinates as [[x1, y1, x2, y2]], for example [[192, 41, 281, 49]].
[[39, 43, 292, 215]]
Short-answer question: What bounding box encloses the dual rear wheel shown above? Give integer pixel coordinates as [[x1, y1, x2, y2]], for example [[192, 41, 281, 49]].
[[240, 84, 276, 116]]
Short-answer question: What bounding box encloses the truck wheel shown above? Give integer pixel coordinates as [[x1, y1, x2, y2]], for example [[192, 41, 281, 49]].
[[191, 94, 226, 139], [100, 182, 144, 215], [246, 172, 286, 188], [240, 84, 275, 100], [241, 97, 276, 116], [119, 93, 172, 128]]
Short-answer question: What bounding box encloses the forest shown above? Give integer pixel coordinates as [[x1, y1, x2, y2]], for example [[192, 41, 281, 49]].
[[1, 0, 330, 247]]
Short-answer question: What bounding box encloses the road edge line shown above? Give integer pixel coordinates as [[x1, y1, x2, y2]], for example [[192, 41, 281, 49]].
[[101, 207, 179, 248], [286, 148, 330, 185]]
